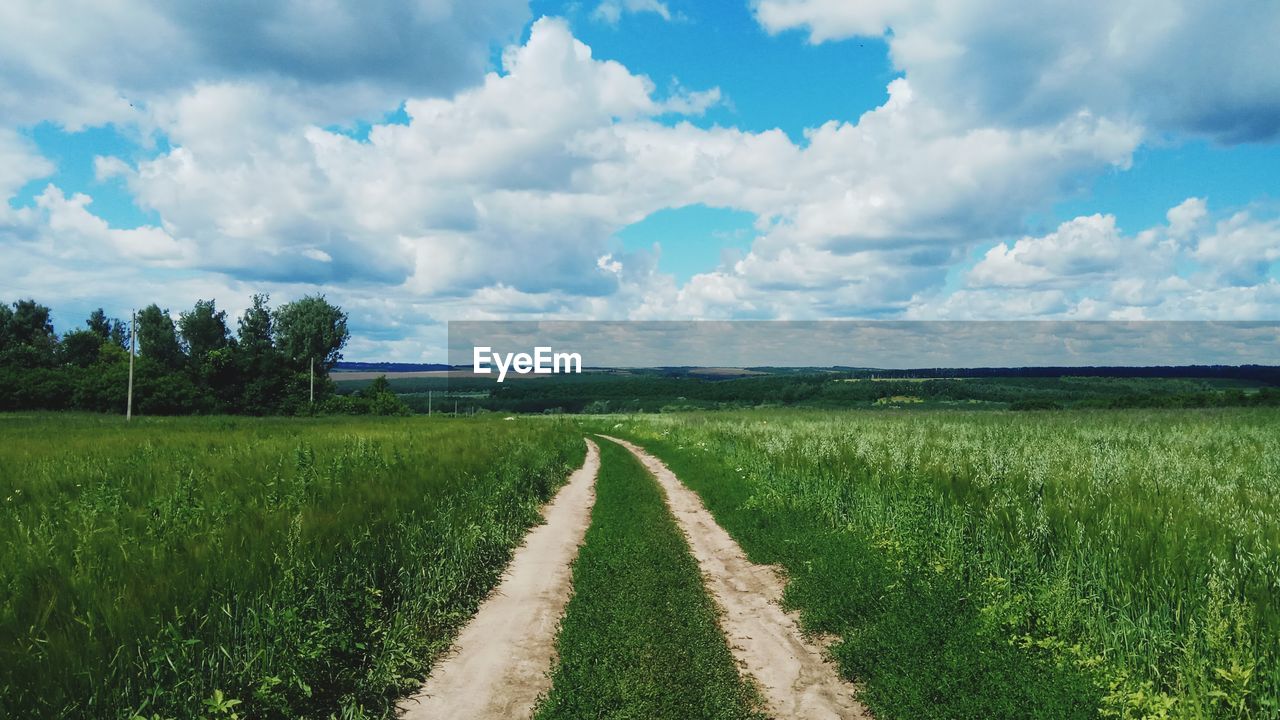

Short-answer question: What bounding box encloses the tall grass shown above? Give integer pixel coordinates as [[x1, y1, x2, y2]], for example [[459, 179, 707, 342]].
[[599, 409, 1280, 719], [0, 414, 584, 719]]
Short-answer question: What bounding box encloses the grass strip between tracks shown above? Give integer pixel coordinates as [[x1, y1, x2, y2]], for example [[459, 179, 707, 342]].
[[534, 437, 764, 720]]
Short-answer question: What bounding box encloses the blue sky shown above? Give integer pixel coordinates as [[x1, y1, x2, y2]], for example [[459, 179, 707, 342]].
[[2, 0, 1278, 360]]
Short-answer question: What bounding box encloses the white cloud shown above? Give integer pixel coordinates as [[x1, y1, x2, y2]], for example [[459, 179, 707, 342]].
[[3, 10, 1275, 359], [968, 214, 1133, 289], [592, 0, 675, 25], [3, 18, 1152, 351], [909, 198, 1280, 319], [1193, 210, 1280, 287], [0, 0, 530, 129], [0, 129, 53, 201], [752, 0, 1280, 142]]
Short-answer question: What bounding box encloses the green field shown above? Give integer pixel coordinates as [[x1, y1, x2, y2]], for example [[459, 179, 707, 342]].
[[2, 407, 1277, 719], [593, 408, 1280, 719], [0, 415, 583, 719]]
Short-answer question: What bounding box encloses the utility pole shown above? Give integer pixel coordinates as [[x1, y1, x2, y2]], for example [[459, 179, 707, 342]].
[[428, 390, 432, 416], [126, 310, 135, 421], [309, 357, 315, 405]]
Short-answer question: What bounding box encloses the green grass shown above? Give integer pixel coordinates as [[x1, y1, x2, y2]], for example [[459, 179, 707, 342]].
[[0, 414, 584, 719], [590, 409, 1280, 720], [534, 438, 763, 720]]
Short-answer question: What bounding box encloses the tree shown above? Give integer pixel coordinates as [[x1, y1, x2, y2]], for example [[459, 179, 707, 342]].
[[85, 308, 129, 350], [233, 294, 287, 415], [237, 294, 274, 355], [136, 304, 185, 369], [1, 299, 59, 367], [0, 303, 13, 353], [273, 295, 349, 373], [87, 308, 111, 339], [179, 299, 231, 365], [61, 329, 103, 368]]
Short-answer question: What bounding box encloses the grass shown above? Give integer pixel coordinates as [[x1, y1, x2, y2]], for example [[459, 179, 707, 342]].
[[590, 408, 1280, 720], [0, 413, 584, 719], [534, 438, 763, 720]]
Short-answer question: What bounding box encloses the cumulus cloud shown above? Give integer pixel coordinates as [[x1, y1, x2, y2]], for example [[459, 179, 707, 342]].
[[0, 129, 53, 200], [93, 27, 1137, 327], [910, 198, 1280, 319], [0, 0, 529, 128], [753, 0, 1280, 142], [3, 17, 1153, 347]]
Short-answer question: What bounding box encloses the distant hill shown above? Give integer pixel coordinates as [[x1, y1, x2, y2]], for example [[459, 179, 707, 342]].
[[333, 362, 453, 373], [842, 364, 1280, 383]]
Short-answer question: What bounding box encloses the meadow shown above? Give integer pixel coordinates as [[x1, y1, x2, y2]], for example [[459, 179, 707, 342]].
[[3, 406, 1277, 720], [0, 414, 583, 719], [596, 408, 1280, 719]]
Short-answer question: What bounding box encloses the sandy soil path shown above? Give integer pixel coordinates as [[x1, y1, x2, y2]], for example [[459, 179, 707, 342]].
[[600, 435, 870, 720], [397, 438, 600, 720]]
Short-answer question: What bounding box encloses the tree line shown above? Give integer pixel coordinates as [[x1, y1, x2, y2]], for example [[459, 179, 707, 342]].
[[0, 295, 407, 416]]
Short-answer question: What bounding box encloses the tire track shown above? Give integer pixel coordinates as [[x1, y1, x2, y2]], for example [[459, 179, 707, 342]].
[[600, 435, 869, 720], [397, 438, 600, 720]]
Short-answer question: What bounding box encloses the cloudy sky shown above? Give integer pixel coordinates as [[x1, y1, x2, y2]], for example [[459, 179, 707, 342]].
[[2, 0, 1278, 361]]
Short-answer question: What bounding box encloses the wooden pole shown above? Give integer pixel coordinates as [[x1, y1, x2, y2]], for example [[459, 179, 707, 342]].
[[309, 357, 315, 405], [428, 389, 432, 416], [126, 310, 135, 421]]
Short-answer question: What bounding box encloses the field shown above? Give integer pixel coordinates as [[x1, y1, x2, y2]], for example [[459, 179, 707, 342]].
[[592, 408, 1280, 719], [2, 406, 1277, 719], [0, 415, 583, 719]]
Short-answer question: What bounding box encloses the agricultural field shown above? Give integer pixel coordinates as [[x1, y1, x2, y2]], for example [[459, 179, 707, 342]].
[[592, 408, 1280, 719], [0, 414, 584, 719]]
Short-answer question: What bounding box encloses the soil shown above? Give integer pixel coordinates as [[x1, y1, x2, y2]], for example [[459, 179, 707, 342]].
[[397, 439, 601, 720]]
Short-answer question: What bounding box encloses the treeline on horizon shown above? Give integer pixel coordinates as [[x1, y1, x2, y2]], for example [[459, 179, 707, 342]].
[[0, 296, 407, 416], [355, 371, 1280, 414], [841, 364, 1280, 382]]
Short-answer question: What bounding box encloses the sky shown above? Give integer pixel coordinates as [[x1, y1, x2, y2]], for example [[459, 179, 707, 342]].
[[1, 0, 1278, 361]]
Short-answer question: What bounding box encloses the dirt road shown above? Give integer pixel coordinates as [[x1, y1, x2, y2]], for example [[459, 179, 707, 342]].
[[397, 438, 601, 720], [600, 435, 869, 720]]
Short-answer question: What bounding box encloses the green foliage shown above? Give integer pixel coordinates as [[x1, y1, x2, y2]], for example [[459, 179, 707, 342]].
[[0, 296, 385, 417], [136, 304, 185, 370], [594, 409, 1280, 719], [0, 414, 584, 719], [60, 329, 103, 368], [320, 376, 411, 417], [344, 371, 1280, 415], [178, 299, 231, 367], [272, 295, 349, 373], [535, 439, 764, 720], [87, 308, 128, 349], [0, 298, 59, 367]]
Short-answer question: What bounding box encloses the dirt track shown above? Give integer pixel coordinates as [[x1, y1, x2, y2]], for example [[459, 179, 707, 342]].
[[600, 435, 869, 720], [397, 438, 600, 720]]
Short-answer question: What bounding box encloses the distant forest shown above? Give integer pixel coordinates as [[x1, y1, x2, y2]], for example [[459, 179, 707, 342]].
[[840, 364, 1280, 383], [0, 297, 407, 416], [337, 370, 1280, 415]]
